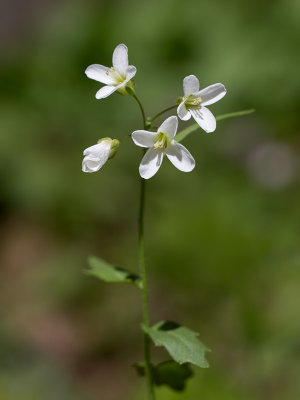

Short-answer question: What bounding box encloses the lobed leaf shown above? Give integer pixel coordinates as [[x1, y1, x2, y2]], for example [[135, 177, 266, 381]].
[[85, 256, 142, 289], [134, 360, 193, 392], [142, 321, 210, 368]]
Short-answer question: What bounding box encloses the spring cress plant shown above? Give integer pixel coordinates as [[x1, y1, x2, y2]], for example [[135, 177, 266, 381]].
[[83, 43, 255, 399]]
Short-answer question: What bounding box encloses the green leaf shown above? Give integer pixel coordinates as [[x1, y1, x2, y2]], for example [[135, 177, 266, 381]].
[[85, 256, 142, 289], [155, 361, 193, 391], [134, 360, 193, 392], [142, 321, 210, 368], [175, 108, 255, 142]]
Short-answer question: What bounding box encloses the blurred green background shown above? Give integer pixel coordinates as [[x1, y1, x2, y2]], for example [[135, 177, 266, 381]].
[[1, 0, 300, 399]]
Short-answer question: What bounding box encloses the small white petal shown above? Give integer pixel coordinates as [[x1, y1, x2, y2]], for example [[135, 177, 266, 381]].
[[158, 116, 178, 139], [113, 66, 137, 91], [132, 130, 156, 148], [190, 107, 216, 133], [177, 102, 191, 121], [165, 142, 195, 172], [198, 83, 226, 106], [82, 142, 111, 173], [183, 75, 199, 95], [82, 160, 93, 173], [125, 65, 137, 81], [85, 64, 116, 85], [139, 148, 163, 179], [82, 158, 92, 172], [82, 156, 102, 173], [112, 44, 129, 76], [95, 85, 118, 99], [83, 141, 109, 156]]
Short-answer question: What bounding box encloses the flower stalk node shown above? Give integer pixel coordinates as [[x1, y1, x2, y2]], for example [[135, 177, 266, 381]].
[[145, 118, 152, 130]]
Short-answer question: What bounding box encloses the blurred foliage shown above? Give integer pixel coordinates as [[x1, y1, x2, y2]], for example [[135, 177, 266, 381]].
[[134, 360, 193, 392], [0, 0, 299, 399]]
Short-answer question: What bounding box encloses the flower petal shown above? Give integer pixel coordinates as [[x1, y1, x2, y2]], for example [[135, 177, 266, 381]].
[[190, 107, 216, 133], [139, 148, 164, 179], [198, 83, 226, 106], [112, 44, 129, 76], [114, 66, 137, 90], [183, 75, 199, 96], [83, 141, 109, 156], [82, 141, 111, 173], [165, 142, 195, 172], [132, 130, 156, 148], [82, 155, 102, 173], [95, 85, 118, 99], [177, 101, 191, 121], [125, 65, 137, 81], [158, 116, 178, 139], [85, 64, 116, 85]]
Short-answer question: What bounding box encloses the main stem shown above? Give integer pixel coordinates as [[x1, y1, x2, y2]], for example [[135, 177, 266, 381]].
[[134, 94, 156, 400], [133, 94, 146, 128], [138, 173, 155, 400]]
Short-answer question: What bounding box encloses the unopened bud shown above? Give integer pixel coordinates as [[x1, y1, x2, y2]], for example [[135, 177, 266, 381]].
[[145, 118, 152, 130], [82, 137, 120, 173]]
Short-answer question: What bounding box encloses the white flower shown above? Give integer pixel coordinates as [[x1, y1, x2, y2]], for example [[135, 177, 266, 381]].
[[132, 116, 195, 179], [85, 44, 137, 99], [177, 75, 226, 133], [82, 138, 119, 173]]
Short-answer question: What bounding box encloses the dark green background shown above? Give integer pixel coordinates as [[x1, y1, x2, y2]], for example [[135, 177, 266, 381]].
[[1, 0, 299, 399]]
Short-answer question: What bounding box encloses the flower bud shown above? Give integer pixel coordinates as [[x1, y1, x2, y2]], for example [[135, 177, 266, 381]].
[[145, 118, 152, 130], [82, 138, 120, 173]]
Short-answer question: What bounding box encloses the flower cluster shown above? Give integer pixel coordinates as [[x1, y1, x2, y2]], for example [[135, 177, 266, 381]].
[[82, 44, 226, 179]]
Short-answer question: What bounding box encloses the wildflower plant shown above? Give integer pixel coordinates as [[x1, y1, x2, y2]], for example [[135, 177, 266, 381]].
[[83, 43, 254, 399]]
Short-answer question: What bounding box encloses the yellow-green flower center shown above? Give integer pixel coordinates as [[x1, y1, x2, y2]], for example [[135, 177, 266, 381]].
[[154, 132, 171, 149], [109, 67, 126, 84], [184, 94, 202, 108]]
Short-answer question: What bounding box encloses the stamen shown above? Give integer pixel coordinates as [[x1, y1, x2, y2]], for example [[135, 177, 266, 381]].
[[185, 95, 202, 108], [154, 132, 170, 149]]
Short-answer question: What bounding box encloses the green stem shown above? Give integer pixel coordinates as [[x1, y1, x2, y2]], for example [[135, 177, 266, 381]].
[[150, 104, 178, 123], [133, 94, 147, 128], [134, 94, 156, 400], [138, 173, 155, 400]]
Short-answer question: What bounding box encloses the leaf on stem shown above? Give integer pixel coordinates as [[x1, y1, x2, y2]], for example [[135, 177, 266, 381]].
[[85, 256, 142, 289], [134, 360, 193, 392], [142, 321, 210, 368], [175, 108, 256, 143]]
